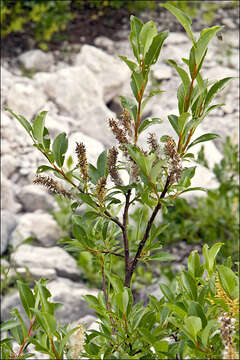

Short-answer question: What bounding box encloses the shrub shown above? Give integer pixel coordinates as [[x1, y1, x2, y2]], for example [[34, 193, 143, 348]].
[[2, 4, 238, 359]]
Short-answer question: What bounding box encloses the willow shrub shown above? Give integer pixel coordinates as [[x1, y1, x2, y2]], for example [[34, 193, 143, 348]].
[[1, 4, 239, 359]]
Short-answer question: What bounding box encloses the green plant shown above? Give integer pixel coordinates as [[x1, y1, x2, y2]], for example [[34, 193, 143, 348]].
[[2, 4, 238, 359], [157, 136, 239, 263], [1, 0, 72, 50]]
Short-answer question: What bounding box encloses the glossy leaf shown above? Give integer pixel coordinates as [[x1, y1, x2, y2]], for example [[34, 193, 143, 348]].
[[77, 193, 98, 209], [145, 31, 169, 66], [119, 56, 138, 71], [138, 117, 163, 134], [97, 150, 108, 178], [5, 108, 32, 135], [36, 165, 56, 174], [187, 133, 220, 150], [201, 319, 217, 348], [0, 319, 21, 332], [31, 309, 57, 335], [178, 112, 191, 133], [188, 250, 204, 278], [204, 77, 233, 109], [33, 111, 47, 144], [168, 114, 179, 135], [17, 281, 35, 320], [183, 316, 202, 342], [161, 3, 195, 44], [159, 283, 174, 302], [188, 302, 207, 328], [150, 252, 175, 261], [195, 26, 223, 67], [203, 243, 223, 275], [129, 15, 143, 63], [168, 60, 190, 95], [217, 265, 238, 298], [52, 132, 68, 167], [180, 271, 198, 300], [139, 20, 158, 57]]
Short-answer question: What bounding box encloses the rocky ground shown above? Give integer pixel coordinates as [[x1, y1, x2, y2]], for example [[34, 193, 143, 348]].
[[1, 4, 239, 355]]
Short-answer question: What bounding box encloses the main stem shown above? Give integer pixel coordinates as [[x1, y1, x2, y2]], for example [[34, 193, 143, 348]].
[[124, 176, 170, 288]]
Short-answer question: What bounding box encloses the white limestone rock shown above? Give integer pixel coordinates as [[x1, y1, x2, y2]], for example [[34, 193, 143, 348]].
[[1, 210, 17, 255], [18, 49, 54, 72], [16, 184, 54, 212], [6, 82, 47, 120], [1, 154, 19, 178], [10, 212, 66, 248], [65, 131, 105, 167], [1, 176, 21, 213], [11, 245, 82, 280], [75, 45, 130, 102]]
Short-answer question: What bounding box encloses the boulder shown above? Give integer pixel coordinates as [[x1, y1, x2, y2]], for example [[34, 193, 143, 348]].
[[18, 49, 54, 72], [1, 154, 19, 178], [16, 184, 54, 212], [1, 210, 17, 255], [1, 176, 21, 213], [75, 45, 130, 102], [6, 82, 47, 120], [11, 244, 82, 280], [65, 131, 105, 167], [10, 212, 66, 248]]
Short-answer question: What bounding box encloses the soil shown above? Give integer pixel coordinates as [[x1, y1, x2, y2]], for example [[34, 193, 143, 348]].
[[1, 1, 239, 60]]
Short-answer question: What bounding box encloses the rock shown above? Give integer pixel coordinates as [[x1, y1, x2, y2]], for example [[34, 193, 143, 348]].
[[16, 184, 54, 212], [65, 131, 105, 166], [153, 64, 172, 80], [1, 154, 19, 178], [18, 49, 54, 72], [138, 282, 163, 305], [204, 66, 238, 80], [2, 278, 98, 325], [165, 32, 188, 44], [1, 211, 17, 255], [1, 176, 21, 213], [75, 45, 130, 102], [47, 278, 98, 323], [11, 245, 82, 280], [41, 66, 103, 118], [6, 82, 47, 120], [17, 266, 57, 281], [94, 36, 115, 53], [78, 314, 98, 329], [45, 114, 70, 138], [10, 212, 66, 248]]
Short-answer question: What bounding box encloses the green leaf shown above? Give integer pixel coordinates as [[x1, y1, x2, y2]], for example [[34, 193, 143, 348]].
[[34, 279, 54, 315], [17, 281, 35, 320], [119, 95, 137, 122], [126, 144, 156, 176], [9, 308, 27, 337], [178, 187, 206, 195], [201, 319, 217, 348], [154, 340, 168, 353], [178, 112, 191, 133], [138, 117, 163, 134], [180, 271, 198, 300], [32, 111, 47, 144], [177, 83, 185, 114], [129, 15, 143, 63], [5, 108, 33, 135], [97, 150, 108, 178], [107, 273, 124, 293], [188, 250, 204, 278], [161, 3, 195, 44], [59, 326, 80, 355], [166, 304, 187, 320], [83, 295, 100, 310], [36, 165, 56, 174], [77, 193, 98, 209], [195, 26, 223, 67], [217, 265, 238, 298], [159, 283, 174, 302], [203, 243, 223, 275], [168, 114, 179, 135], [52, 132, 68, 168], [142, 89, 164, 110], [139, 20, 158, 57], [138, 328, 155, 344], [115, 288, 129, 314], [204, 77, 234, 109], [72, 223, 88, 247], [187, 133, 220, 150], [119, 56, 138, 72], [150, 252, 175, 261], [31, 309, 57, 335], [183, 316, 202, 342], [188, 302, 207, 328], [0, 319, 21, 332], [131, 70, 144, 100], [145, 31, 169, 66], [132, 308, 147, 330], [178, 166, 196, 187], [168, 60, 190, 95]]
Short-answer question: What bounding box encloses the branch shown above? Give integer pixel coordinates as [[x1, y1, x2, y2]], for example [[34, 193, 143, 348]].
[[122, 190, 131, 280], [125, 176, 170, 287]]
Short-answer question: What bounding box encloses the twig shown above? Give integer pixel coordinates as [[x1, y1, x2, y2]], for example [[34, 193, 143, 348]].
[[123, 190, 131, 280]]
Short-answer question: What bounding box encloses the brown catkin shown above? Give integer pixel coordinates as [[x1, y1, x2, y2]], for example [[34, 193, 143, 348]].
[[107, 147, 123, 186], [164, 137, 182, 184], [33, 175, 72, 198], [75, 142, 88, 182], [96, 176, 107, 203], [120, 109, 132, 137]]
